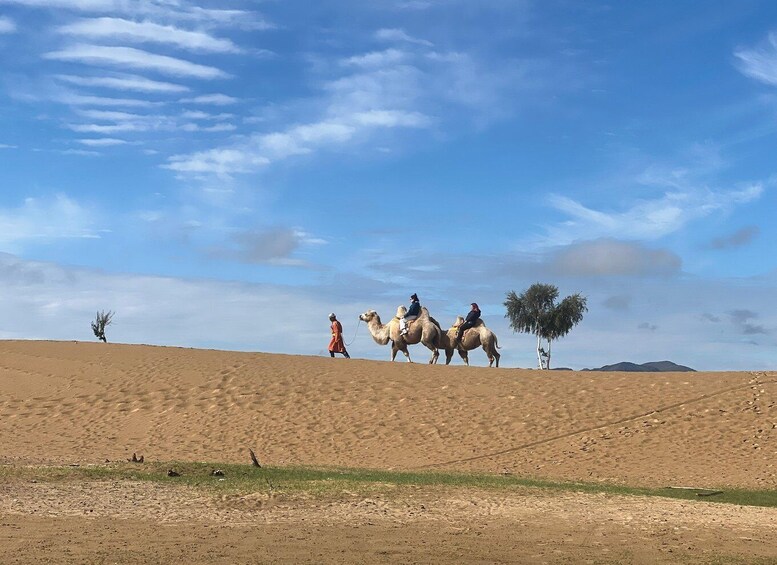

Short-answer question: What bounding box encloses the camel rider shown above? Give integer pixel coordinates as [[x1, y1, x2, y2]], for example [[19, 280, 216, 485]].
[[455, 302, 481, 345], [399, 293, 421, 336]]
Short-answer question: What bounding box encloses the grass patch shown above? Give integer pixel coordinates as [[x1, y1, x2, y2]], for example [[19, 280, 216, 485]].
[[2, 461, 776, 508]]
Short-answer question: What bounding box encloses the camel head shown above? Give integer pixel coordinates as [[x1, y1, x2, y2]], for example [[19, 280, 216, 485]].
[[359, 310, 378, 323]]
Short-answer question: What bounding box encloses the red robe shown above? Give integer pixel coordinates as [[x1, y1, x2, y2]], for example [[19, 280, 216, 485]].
[[328, 320, 346, 353]]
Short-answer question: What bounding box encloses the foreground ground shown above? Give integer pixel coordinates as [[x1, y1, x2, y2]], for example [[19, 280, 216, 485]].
[[1, 340, 776, 563]]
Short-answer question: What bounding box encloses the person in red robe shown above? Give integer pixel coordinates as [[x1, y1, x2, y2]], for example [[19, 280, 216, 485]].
[[328, 313, 350, 358]]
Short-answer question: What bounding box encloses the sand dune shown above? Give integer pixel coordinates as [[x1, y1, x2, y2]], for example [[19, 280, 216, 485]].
[[1, 340, 774, 489], [2, 340, 777, 563]]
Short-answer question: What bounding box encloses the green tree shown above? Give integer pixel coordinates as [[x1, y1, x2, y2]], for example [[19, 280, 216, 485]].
[[504, 283, 587, 370], [91, 310, 114, 343]]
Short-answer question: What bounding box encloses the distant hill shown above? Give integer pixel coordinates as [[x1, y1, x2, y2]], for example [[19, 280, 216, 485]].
[[583, 360, 695, 372]]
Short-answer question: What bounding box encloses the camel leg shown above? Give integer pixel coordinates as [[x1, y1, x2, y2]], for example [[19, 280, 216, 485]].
[[445, 349, 454, 365], [421, 337, 439, 365], [493, 350, 500, 368], [459, 349, 469, 366]]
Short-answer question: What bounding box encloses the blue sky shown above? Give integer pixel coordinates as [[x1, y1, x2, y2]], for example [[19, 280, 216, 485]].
[[1, 0, 776, 370]]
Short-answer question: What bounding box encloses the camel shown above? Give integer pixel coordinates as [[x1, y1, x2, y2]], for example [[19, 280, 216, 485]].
[[441, 317, 501, 367], [359, 306, 441, 364]]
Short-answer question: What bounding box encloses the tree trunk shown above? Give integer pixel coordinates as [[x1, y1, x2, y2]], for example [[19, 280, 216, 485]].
[[536, 334, 544, 370], [546, 339, 552, 370]]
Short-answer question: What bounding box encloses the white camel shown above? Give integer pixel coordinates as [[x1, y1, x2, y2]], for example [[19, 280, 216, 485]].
[[359, 306, 441, 364], [440, 317, 501, 367]]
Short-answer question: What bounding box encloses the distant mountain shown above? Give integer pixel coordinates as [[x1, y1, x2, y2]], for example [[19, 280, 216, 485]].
[[583, 360, 695, 372]]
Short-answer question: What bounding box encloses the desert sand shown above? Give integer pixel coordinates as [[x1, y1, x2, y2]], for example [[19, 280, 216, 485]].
[[1, 340, 776, 563]]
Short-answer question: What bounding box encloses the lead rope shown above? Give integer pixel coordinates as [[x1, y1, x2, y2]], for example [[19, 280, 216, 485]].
[[344, 319, 362, 346]]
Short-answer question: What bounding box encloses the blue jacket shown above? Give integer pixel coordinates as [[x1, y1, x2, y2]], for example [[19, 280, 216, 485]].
[[406, 300, 421, 318]]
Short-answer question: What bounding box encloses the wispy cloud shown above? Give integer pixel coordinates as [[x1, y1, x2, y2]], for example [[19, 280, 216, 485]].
[[164, 109, 433, 176], [56, 91, 160, 107], [545, 181, 763, 245], [55, 73, 190, 93], [375, 28, 433, 47], [58, 17, 241, 53], [734, 32, 777, 86], [0, 15, 16, 33], [0, 194, 98, 251], [44, 44, 229, 78], [67, 108, 233, 134], [343, 48, 409, 68], [76, 137, 126, 146], [0, 0, 272, 29], [180, 93, 238, 105]]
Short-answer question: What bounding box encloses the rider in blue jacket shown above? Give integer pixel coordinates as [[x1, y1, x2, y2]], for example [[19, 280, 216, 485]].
[[400, 293, 421, 336]]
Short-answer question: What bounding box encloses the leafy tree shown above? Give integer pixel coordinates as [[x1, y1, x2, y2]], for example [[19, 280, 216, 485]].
[[504, 283, 587, 370], [91, 310, 114, 343]]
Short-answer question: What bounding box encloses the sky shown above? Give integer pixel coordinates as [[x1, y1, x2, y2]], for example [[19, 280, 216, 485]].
[[1, 0, 776, 370]]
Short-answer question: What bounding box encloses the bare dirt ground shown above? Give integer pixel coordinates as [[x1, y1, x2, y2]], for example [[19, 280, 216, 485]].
[[1, 340, 777, 563]]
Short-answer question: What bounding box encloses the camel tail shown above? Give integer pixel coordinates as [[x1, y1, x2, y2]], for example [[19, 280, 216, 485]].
[[494, 334, 501, 349]]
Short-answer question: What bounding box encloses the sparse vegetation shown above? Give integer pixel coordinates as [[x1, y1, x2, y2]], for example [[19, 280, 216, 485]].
[[91, 310, 114, 342], [3, 462, 777, 509], [504, 283, 587, 370]]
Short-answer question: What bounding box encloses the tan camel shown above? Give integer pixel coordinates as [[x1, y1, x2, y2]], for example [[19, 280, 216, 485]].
[[440, 317, 501, 367], [359, 306, 441, 364]]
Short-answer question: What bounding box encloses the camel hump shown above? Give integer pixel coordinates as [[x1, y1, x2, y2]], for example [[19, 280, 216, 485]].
[[419, 306, 431, 319]]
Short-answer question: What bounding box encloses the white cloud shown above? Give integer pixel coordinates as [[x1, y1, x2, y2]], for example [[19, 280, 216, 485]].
[[166, 148, 271, 175], [351, 109, 431, 127], [59, 148, 100, 156], [76, 137, 126, 146], [734, 32, 777, 86], [0, 15, 16, 33], [44, 44, 229, 78], [343, 48, 408, 68], [0, 0, 120, 9], [375, 28, 433, 47], [180, 93, 239, 105], [545, 182, 764, 245], [56, 91, 162, 107], [180, 122, 236, 132], [180, 111, 234, 120], [74, 108, 150, 120], [0, 0, 272, 29], [55, 73, 189, 93], [0, 254, 340, 355], [58, 17, 241, 53], [0, 194, 98, 251]]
